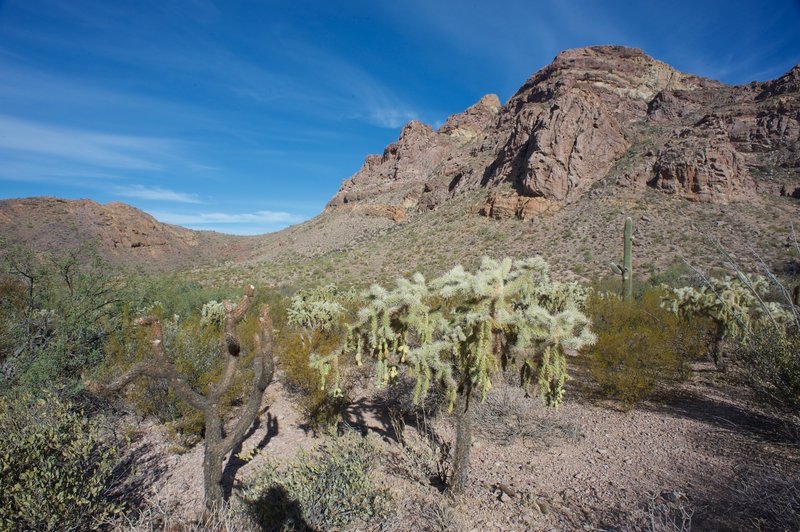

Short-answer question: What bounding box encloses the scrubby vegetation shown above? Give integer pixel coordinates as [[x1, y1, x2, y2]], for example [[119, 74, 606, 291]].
[[279, 284, 354, 433], [91, 285, 276, 509], [585, 288, 708, 405], [243, 430, 390, 531], [734, 330, 800, 407], [0, 242, 124, 397], [0, 393, 123, 531], [1, 225, 799, 530]]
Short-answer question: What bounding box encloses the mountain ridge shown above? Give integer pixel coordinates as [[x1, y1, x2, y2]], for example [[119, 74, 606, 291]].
[[326, 45, 798, 218]]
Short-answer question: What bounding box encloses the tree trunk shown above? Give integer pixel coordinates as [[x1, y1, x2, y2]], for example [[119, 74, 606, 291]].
[[449, 390, 472, 495], [203, 408, 225, 509], [712, 322, 726, 371]]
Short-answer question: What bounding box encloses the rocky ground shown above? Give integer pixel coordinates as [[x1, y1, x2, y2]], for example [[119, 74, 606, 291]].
[[118, 361, 800, 531]]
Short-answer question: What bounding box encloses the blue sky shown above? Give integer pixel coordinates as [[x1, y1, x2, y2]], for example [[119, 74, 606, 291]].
[[1, 0, 798, 234]]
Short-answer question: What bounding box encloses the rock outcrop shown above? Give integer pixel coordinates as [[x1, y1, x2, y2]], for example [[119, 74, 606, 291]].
[[477, 192, 560, 220], [651, 123, 751, 201], [326, 45, 800, 220]]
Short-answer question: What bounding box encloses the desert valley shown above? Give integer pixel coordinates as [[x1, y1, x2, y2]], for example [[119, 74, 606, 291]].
[[2, 40, 800, 532]]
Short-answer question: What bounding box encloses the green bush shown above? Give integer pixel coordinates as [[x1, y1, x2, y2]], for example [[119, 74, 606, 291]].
[[243, 430, 390, 531], [0, 393, 123, 531], [0, 243, 124, 397], [585, 289, 708, 405], [734, 329, 800, 407], [279, 327, 351, 433], [102, 309, 261, 440], [278, 285, 355, 433], [100, 287, 289, 442]]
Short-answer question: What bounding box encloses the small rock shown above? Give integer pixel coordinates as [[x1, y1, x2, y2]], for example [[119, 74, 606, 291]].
[[538, 499, 550, 515], [661, 490, 686, 503]]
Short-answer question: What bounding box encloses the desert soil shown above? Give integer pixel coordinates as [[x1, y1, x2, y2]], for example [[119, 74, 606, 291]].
[[121, 362, 800, 531]]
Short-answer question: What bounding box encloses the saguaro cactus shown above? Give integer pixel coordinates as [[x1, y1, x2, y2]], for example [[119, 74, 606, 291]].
[[611, 217, 633, 301], [88, 285, 275, 509]]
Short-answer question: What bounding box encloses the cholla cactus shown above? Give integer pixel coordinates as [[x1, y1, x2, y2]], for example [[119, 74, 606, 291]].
[[287, 284, 345, 332], [312, 256, 595, 493], [200, 300, 226, 327], [664, 273, 791, 367]]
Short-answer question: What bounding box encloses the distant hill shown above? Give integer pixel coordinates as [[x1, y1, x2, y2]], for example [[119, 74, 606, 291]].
[[0, 197, 257, 270]]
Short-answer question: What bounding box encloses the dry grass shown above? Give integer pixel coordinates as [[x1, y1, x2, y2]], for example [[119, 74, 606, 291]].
[[471, 380, 583, 448], [111, 499, 257, 532]]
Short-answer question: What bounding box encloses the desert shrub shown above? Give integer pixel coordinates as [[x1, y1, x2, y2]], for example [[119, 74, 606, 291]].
[[472, 380, 582, 448], [585, 289, 708, 404], [114, 499, 256, 532], [733, 328, 800, 407], [280, 327, 350, 433], [0, 392, 123, 531], [243, 430, 390, 531], [625, 491, 693, 532], [279, 285, 354, 433], [101, 307, 261, 440], [125, 274, 237, 321], [0, 242, 125, 398], [646, 261, 695, 289]]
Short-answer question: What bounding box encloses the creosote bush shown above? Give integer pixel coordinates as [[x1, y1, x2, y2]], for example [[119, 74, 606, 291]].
[[0, 392, 123, 531], [244, 430, 390, 531], [280, 327, 350, 433], [585, 289, 708, 405]]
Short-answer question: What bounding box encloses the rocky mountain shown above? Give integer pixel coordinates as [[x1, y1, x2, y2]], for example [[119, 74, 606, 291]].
[[327, 46, 800, 220], [0, 197, 256, 270]]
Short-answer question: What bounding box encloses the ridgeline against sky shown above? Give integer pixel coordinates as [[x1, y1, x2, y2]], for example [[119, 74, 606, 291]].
[[1, 0, 798, 234]]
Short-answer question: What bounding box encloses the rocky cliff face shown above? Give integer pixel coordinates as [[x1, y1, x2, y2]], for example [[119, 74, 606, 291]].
[[326, 46, 800, 219]]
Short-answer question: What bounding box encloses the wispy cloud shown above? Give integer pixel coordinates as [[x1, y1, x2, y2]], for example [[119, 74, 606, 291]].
[[114, 185, 202, 203], [0, 115, 170, 170], [151, 210, 302, 225]]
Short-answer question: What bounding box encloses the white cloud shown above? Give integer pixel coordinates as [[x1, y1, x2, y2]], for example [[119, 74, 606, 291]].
[[151, 210, 302, 225], [0, 115, 170, 170], [115, 184, 202, 203]]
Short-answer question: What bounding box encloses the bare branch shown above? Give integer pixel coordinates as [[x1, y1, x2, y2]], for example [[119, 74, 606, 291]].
[[748, 245, 800, 331], [210, 285, 256, 400], [221, 304, 275, 456]]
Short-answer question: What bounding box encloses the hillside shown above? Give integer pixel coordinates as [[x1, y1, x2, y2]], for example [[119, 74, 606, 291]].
[[0, 197, 258, 270], [327, 45, 799, 214]]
